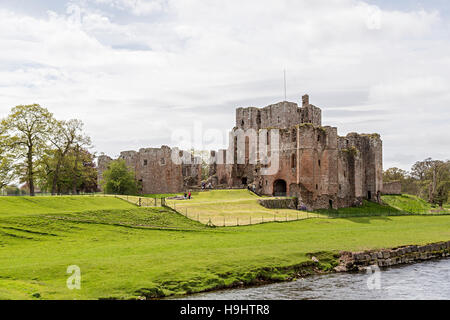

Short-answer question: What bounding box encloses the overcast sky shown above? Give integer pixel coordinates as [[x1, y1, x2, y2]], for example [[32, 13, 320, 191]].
[[0, 0, 449, 171]]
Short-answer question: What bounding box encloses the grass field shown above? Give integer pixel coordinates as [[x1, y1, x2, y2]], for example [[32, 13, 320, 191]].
[[167, 190, 315, 226], [381, 194, 450, 214], [0, 195, 135, 217], [1, 193, 449, 300]]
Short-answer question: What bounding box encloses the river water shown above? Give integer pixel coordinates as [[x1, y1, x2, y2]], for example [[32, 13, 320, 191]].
[[178, 258, 450, 300]]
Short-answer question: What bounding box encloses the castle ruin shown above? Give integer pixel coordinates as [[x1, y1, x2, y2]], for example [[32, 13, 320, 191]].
[[98, 94, 384, 209]]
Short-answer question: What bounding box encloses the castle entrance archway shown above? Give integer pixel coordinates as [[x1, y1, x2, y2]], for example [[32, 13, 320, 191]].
[[273, 179, 287, 196]]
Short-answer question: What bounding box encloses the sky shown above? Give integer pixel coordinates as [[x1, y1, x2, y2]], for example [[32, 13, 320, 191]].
[[0, 0, 449, 171]]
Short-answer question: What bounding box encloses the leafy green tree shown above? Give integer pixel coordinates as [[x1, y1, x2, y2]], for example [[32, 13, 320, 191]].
[[0, 130, 14, 190], [383, 167, 408, 182], [47, 119, 91, 195], [101, 159, 137, 195], [36, 147, 97, 194], [409, 158, 449, 203], [432, 181, 449, 208], [0, 157, 14, 190], [1, 104, 53, 196]]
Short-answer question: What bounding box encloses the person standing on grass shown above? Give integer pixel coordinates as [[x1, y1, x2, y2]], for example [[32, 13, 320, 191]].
[[188, 191, 191, 199]]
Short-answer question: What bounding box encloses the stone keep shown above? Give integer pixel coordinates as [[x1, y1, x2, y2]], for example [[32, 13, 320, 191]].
[[210, 95, 383, 210], [98, 94, 383, 210]]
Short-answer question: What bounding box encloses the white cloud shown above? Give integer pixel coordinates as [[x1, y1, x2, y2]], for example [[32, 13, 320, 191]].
[[0, 0, 449, 171], [93, 0, 165, 16]]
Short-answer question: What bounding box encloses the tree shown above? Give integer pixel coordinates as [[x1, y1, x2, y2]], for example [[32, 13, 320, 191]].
[[71, 140, 93, 194], [1, 105, 53, 196], [101, 159, 137, 195], [432, 181, 449, 208], [383, 167, 408, 182], [47, 119, 91, 195], [0, 130, 14, 190], [409, 158, 449, 203], [410, 158, 434, 180]]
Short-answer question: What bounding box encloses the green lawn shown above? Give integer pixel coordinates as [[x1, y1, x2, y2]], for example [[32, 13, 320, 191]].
[[1, 193, 449, 300], [167, 189, 313, 226], [0, 196, 135, 217], [381, 194, 450, 214]]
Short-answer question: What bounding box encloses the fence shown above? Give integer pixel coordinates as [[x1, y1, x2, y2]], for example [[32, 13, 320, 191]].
[[163, 200, 450, 227], [1, 191, 448, 226], [114, 195, 165, 207]]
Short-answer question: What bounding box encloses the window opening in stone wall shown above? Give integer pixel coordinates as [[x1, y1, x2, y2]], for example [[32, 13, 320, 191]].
[[143, 159, 147, 166]]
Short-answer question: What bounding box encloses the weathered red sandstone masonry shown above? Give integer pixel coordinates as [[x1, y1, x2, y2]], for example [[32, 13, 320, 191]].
[[98, 146, 202, 194], [210, 95, 383, 210], [98, 94, 394, 209]]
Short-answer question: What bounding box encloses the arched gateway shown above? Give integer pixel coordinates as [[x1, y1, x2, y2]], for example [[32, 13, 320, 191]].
[[273, 179, 287, 196]]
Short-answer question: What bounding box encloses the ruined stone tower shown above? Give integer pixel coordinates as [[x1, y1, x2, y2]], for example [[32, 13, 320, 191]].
[[98, 94, 383, 210], [209, 94, 383, 209]]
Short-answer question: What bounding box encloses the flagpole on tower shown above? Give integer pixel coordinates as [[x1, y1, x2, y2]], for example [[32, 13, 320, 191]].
[[284, 69, 287, 101]]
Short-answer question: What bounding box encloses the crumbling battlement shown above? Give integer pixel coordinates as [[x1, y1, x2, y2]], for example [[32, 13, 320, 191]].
[[236, 95, 322, 131], [98, 146, 202, 194], [209, 94, 383, 210], [99, 93, 383, 210]]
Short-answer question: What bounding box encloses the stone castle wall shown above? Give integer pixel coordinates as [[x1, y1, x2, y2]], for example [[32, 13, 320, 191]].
[[97, 146, 202, 194], [383, 181, 402, 195], [209, 95, 383, 210], [99, 93, 383, 209]]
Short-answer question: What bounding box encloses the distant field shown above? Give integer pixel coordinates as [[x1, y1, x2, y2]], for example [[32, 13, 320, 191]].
[[381, 194, 450, 214], [0, 196, 135, 217], [167, 189, 314, 226]]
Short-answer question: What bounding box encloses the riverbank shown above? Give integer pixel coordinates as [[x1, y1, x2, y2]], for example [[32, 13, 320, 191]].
[[167, 240, 450, 300], [177, 257, 450, 300], [336, 241, 450, 272], [1, 196, 450, 299]]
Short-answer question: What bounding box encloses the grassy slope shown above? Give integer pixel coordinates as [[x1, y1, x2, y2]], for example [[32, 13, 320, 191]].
[[168, 190, 313, 226], [1, 192, 449, 300], [381, 194, 450, 214], [0, 196, 135, 217], [1, 204, 450, 299]]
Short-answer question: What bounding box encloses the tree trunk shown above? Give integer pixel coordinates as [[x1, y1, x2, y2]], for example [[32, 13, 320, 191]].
[[72, 146, 80, 195], [51, 158, 62, 195], [27, 147, 34, 196]]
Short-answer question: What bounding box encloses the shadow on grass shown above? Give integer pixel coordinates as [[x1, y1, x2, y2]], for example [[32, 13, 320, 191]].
[[342, 215, 393, 224]]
